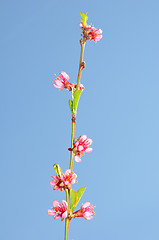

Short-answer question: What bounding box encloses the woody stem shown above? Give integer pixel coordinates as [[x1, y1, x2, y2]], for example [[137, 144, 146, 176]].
[[69, 39, 86, 171], [64, 218, 70, 240], [64, 190, 70, 240], [65, 39, 86, 240], [76, 40, 86, 91]]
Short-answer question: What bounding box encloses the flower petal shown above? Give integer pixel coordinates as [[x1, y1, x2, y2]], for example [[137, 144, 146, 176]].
[[65, 169, 71, 175], [75, 156, 81, 162], [54, 79, 64, 88], [84, 214, 93, 220], [50, 180, 56, 187], [85, 138, 93, 146], [80, 135, 87, 142], [53, 200, 61, 208], [47, 210, 56, 216], [78, 145, 84, 151], [62, 200, 68, 209], [54, 215, 60, 219], [62, 210, 68, 219], [60, 71, 69, 81], [82, 202, 91, 209], [65, 180, 69, 185], [85, 148, 93, 153]]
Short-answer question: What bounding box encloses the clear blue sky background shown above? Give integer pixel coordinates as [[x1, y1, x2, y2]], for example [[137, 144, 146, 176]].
[[1, 0, 159, 239]]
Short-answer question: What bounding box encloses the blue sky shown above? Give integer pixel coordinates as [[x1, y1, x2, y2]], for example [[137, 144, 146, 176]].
[[1, 0, 159, 239]]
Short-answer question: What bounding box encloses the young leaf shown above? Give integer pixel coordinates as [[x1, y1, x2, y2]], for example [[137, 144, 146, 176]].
[[76, 186, 86, 206], [70, 189, 77, 211], [72, 89, 82, 115], [69, 99, 73, 113], [70, 187, 86, 211], [80, 12, 88, 26], [53, 163, 62, 177]]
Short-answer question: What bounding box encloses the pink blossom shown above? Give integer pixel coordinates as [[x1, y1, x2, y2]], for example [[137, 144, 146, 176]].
[[50, 169, 77, 191], [47, 200, 68, 221], [81, 202, 94, 220], [73, 202, 95, 220], [80, 23, 102, 43], [88, 27, 102, 43], [50, 175, 64, 191], [53, 71, 72, 91], [60, 169, 77, 186], [72, 135, 93, 162]]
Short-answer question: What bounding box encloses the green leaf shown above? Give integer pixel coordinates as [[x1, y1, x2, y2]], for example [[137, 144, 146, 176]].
[[70, 189, 77, 211], [72, 89, 82, 115], [53, 163, 62, 177], [70, 187, 86, 211], [76, 186, 86, 206], [80, 12, 88, 26], [69, 99, 73, 113]]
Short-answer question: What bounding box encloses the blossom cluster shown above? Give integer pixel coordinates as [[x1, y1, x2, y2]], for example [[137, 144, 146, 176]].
[[53, 71, 72, 90], [80, 23, 102, 43], [69, 135, 93, 162], [48, 200, 94, 221], [50, 169, 77, 191], [73, 202, 95, 220], [48, 168, 94, 221]]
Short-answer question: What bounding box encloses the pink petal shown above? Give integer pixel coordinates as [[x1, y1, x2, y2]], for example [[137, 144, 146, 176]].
[[86, 138, 93, 146], [71, 179, 76, 184], [98, 29, 102, 34], [50, 180, 56, 187], [78, 145, 84, 151], [85, 148, 93, 153], [90, 26, 95, 30], [60, 175, 64, 181], [54, 215, 60, 219], [96, 36, 102, 41], [65, 169, 71, 175], [62, 200, 68, 209], [53, 83, 60, 89], [62, 210, 68, 219], [86, 210, 93, 216], [47, 210, 56, 216], [53, 200, 61, 208], [84, 213, 93, 220], [84, 211, 93, 217], [74, 141, 79, 147], [82, 202, 91, 209], [75, 156, 81, 163], [60, 71, 69, 81], [54, 79, 64, 88], [72, 173, 77, 179], [65, 180, 69, 185], [80, 135, 87, 142]]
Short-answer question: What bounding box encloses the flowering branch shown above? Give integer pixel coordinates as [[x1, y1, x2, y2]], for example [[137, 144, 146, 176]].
[[48, 12, 102, 240]]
